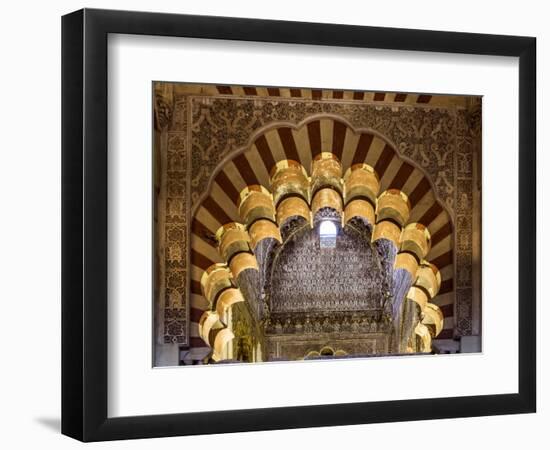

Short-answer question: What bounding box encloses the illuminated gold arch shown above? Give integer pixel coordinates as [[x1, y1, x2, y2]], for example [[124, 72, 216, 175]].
[[189, 116, 455, 356]]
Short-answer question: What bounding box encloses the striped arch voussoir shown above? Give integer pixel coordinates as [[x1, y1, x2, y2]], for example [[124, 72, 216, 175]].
[[193, 117, 454, 354]]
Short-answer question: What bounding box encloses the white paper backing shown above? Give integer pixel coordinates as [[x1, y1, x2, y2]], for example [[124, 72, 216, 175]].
[[107, 34, 518, 417]]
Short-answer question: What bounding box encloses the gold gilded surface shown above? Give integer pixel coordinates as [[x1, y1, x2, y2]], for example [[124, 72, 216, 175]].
[[422, 303, 444, 337], [198, 310, 221, 344], [372, 220, 402, 247], [270, 160, 310, 206], [216, 223, 251, 262], [276, 196, 311, 226], [311, 187, 343, 217], [415, 262, 441, 298], [215, 222, 247, 241], [377, 189, 410, 226], [401, 223, 431, 261], [407, 286, 429, 311], [238, 186, 276, 225], [343, 164, 380, 206], [212, 328, 235, 361], [229, 252, 259, 279], [311, 152, 344, 197], [200, 264, 233, 305], [216, 288, 245, 324], [395, 252, 419, 276], [248, 219, 282, 248], [344, 199, 375, 227], [414, 323, 432, 352]]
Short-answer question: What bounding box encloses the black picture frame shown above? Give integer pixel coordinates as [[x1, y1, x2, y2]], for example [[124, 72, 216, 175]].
[[61, 8, 536, 442]]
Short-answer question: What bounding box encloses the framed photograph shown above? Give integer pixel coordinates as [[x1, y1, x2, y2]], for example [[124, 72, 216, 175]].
[[61, 8, 536, 442]]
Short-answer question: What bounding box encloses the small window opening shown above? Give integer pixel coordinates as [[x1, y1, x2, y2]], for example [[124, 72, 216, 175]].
[[319, 220, 337, 248]]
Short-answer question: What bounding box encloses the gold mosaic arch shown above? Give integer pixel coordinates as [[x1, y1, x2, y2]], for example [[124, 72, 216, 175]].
[[189, 116, 455, 355]]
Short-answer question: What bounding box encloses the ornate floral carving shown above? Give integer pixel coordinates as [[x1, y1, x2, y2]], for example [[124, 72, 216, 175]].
[[160, 98, 189, 345], [266, 335, 386, 360], [453, 104, 481, 336], [269, 223, 389, 314], [189, 98, 458, 213], [154, 85, 174, 131]]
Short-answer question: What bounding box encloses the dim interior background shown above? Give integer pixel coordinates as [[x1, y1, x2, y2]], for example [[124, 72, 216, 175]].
[[0, 0, 546, 448]]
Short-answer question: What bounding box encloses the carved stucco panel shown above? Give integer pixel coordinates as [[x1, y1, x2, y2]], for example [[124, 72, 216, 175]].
[[189, 97, 457, 214]]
